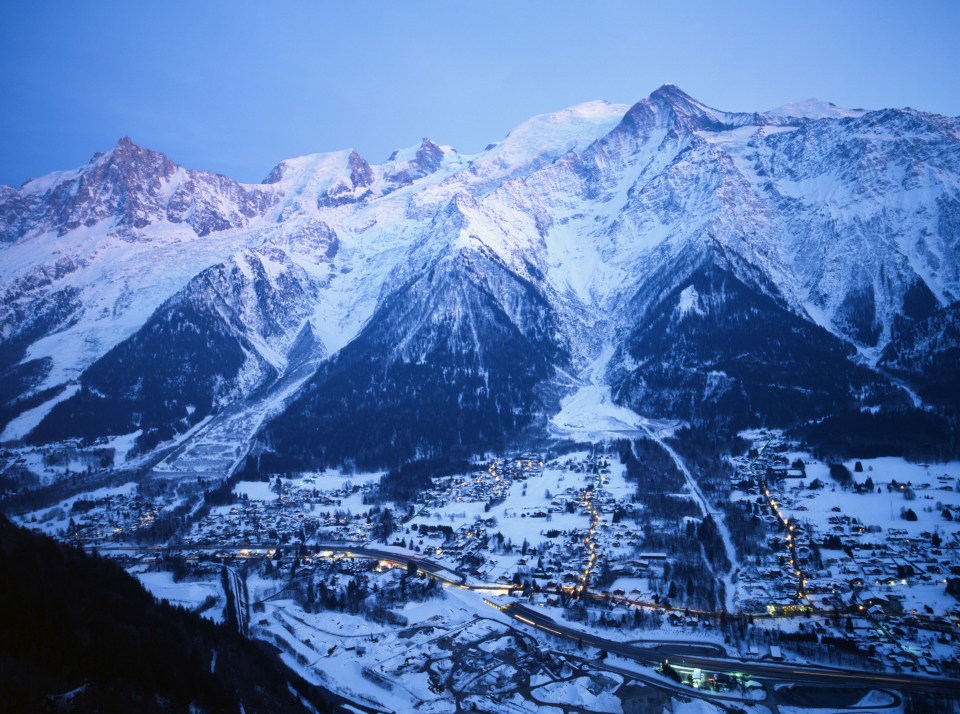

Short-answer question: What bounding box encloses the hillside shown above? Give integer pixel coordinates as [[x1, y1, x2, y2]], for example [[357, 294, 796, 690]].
[[0, 514, 339, 712]]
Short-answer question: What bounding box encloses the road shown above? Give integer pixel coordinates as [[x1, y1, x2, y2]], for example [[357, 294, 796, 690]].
[[98, 541, 467, 585], [95, 540, 959, 700], [501, 602, 959, 698], [221, 564, 248, 635], [314, 543, 467, 585]]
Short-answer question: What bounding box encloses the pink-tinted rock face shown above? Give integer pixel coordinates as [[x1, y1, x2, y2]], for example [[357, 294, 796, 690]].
[[0, 137, 276, 242]]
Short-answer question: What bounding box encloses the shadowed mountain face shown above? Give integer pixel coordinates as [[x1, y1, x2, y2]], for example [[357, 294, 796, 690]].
[[879, 301, 960, 408], [255, 247, 568, 472], [611, 252, 906, 432], [2, 86, 959, 468]]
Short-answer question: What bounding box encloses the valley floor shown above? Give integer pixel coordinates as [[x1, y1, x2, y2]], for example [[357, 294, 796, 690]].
[[8, 429, 960, 713]]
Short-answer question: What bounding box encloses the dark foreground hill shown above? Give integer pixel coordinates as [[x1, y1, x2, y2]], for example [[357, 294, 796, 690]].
[[0, 514, 339, 713]]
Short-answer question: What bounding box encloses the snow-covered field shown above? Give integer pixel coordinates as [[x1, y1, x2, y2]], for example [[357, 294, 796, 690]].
[[549, 345, 651, 442], [405, 451, 634, 585], [11, 422, 957, 711], [134, 570, 223, 622], [788, 456, 960, 540]]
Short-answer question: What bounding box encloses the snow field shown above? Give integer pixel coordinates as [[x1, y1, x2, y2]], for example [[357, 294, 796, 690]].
[[134, 570, 223, 622]]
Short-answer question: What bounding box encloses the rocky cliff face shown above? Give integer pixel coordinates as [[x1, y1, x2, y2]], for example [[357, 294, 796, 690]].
[[1, 137, 276, 242]]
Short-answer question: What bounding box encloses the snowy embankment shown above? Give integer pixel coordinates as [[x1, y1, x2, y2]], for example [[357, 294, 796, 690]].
[[639, 426, 740, 613]]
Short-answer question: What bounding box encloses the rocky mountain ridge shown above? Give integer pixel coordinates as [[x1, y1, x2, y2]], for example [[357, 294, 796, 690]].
[[1, 85, 958, 473]]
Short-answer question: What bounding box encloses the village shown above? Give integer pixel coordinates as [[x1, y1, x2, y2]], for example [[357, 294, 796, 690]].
[[727, 432, 960, 677], [10, 432, 960, 706]]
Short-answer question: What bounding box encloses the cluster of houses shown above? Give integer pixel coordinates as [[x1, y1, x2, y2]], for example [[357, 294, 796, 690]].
[[34, 491, 162, 543], [402, 454, 659, 603], [730, 433, 960, 673], [33, 436, 960, 677], [182, 478, 382, 546]]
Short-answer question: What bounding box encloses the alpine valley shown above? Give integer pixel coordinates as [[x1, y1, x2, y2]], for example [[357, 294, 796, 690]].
[[6, 85, 960, 713]]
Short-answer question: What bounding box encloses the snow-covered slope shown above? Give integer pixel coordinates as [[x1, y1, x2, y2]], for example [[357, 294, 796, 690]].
[[766, 98, 868, 120], [2, 85, 958, 471]]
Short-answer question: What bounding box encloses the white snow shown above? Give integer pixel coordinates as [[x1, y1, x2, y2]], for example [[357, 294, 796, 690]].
[[549, 346, 648, 441], [766, 98, 868, 120], [134, 570, 223, 618], [234, 480, 277, 501], [485, 100, 629, 169], [101, 430, 143, 467], [676, 284, 703, 316], [782, 456, 960, 542], [0, 383, 79, 441]]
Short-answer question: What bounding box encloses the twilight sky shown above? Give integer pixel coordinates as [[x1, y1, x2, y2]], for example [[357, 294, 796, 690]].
[[1, 1, 958, 187]]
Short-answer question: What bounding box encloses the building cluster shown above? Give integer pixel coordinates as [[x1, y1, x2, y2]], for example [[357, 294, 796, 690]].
[[730, 433, 960, 674], [24, 437, 960, 676], [33, 491, 162, 543]]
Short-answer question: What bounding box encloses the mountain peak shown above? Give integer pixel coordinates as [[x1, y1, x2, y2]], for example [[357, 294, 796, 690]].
[[95, 136, 174, 177], [646, 84, 725, 124], [4, 86, 959, 476], [414, 138, 445, 174], [649, 83, 696, 104], [347, 149, 373, 187], [3, 133, 275, 242], [607, 85, 758, 140], [107, 135, 156, 162]]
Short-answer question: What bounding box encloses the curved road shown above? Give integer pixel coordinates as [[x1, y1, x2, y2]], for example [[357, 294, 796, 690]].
[[502, 603, 958, 698], [96, 541, 958, 700]]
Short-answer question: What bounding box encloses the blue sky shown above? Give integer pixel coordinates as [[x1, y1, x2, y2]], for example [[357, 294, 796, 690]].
[[1, 1, 958, 186]]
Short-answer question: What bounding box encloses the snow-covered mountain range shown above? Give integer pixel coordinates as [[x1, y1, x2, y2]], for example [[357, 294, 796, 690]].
[[2, 85, 958, 473]]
